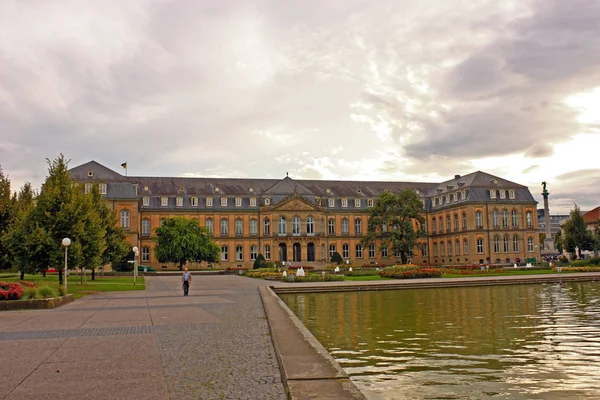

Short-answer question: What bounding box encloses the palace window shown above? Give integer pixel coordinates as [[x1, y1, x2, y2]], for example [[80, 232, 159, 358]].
[[367, 199, 374, 208], [306, 216, 314, 234], [526, 211, 533, 228], [433, 243, 438, 257], [143, 196, 150, 207], [503, 235, 510, 253], [205, 219, 213, 235], [250, 245, 258, 261], [462, 212, 467, 229], [432, 217, 437, 234], [493, 210, 499, 227], [235, 197, 242, 207], [292, 216, 301, 235], [513, 235, 519, 252], [455, 240, 460, 256], [220, 197, 228, 207], [447, 240, 452, 256], [329, 244, 336, 259], [528, 237, 534, 252], [463, 239, 468, 255], [120, 209, 130, 230], [355, 199, 361, 207], [477, 238, 484, 254], [142, 219, 150, 237], [250, 197, 257, 207], [356, 244, 363, 258], [220, 218, 229, 236], [328, 198, 335, 208], [509, 190, 515, 199], [381, 247, 388, 257], [422, 243, 428, 257], [368, 244, 376, 258], [453, 192, 458, 202], [221, 246, 228, 261], [342, 244, 349, 258], [502, 209, 508, 228], [236, 245, 243, 261], [84, 184, 92, 194], [206, 197, 213, 207], [454, 214, 459, 231], [446, 215, 451, 231], [490, 189, 496, 199], [476, 211, 483, 228], [355, 218, 362, 235], [494, 235, 501, 253], [265, 198, 271, 206], [264, 218, 270, 235], [99, 184, 107, 195], [264, 245, 271, 260], [440, 242, 445, 256], [341, 218, 349, 235], [235, 219, 243, 236], [142, 247, 150, 263], [328, 218, 336, 235], [176, 197, 183, 207], [161, 197, 168, 207], [512, 210, 518, 227], [461, 190, 467, 200], [249, 219, 257, 236], [342, 198, 348, 208], [278, 216, 287, 235], [500, 190, 506, 199], [191, 197, 198, 207]]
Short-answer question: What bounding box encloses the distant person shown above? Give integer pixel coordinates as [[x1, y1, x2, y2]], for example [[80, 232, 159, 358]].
[[182, 267, 192, 296]]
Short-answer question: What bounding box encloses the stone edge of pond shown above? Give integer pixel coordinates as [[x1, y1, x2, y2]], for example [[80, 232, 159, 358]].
[[258, 286, 366, 400], [0, 294, 74, 311], [270, 273, 600, 294]]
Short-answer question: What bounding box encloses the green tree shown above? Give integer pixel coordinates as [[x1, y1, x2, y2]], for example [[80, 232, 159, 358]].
[[154, 217, 219, 270], [562, 204, 594, 259], [0, 167, 13, 270], [330, 251, 343, 264], [362, 190, 425, 264], [253, 253, 267, 269]]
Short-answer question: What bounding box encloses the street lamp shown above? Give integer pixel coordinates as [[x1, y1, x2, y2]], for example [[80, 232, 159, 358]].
[[132, 246, 139, 286], [62, 238, 71, 291]]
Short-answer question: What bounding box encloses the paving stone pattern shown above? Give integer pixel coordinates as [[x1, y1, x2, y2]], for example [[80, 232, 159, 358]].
[[0, 275, 286, 400]]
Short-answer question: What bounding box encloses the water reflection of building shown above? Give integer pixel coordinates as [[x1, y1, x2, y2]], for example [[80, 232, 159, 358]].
[[69, 161, 540, 268]]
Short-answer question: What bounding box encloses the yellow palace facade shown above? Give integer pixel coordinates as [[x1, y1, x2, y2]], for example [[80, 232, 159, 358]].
[[70, 161, 540, 268]]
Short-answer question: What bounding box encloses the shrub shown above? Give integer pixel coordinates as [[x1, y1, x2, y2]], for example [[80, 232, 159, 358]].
[[38, 286, 58, 299], [245, 270, 283, 279], [379, 267, 442, 279], [253, 254, 267, 269], [330, 251, 344, 264], [20, 281, 37, 288], [345, 269, 381, 276], [0, 282, 24, 300], [23, 287, 41, 300], [570, 257, 600, 267], [58, 285, 67, 296], [555, 266, 600, 273], [292, 273, 344, 282]]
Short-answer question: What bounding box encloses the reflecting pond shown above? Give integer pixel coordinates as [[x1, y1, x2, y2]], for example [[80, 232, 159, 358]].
[[281, 282, 600, 399]]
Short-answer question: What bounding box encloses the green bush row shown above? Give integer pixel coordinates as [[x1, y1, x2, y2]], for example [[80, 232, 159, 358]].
[[569, 257, 600, 267], [21, 285, 65, 300]]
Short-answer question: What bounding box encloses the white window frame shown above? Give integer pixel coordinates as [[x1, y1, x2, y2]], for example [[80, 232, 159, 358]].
[[453, 192, 458, 202], [176, 197, 183, 207], [499, 190, 506, 199], [509, 190, 515, 199], [84, 183, 92, 194], [250, 197, 257, 207], [250, 245, 257, 261], [354, 199, 361, 208], [220, 197, 228, 207], [329, 244, 336, 259], [368, 244, 376, 258], [249, 219, 257, 236], [99, 184, 107, 195], [191, 197, 198, 207], [205, 219, 213, 235], [341, 198, 348, 208], [477, 238, 484, 254], [461, 190, 467, 200], [142, 247, 150, 263], [265, 198, 271, 205], [206, 197, 213, 207], [528, 237, 534, 252], [356, 244, 363, 258], [120, 209, 130, 230], [342, 244, 349, 258], [306, 216, 314, 234], [221, 246, 228, 261], [367, 199, 374, 208], [292, 216, 301, 235], [161, 197, 168, 207], [143, 196, 150, 207], [236, 245, 243, 261], [490, 189, 496, 199], [142, 219, 150, 236], [381, 247, 388, 258], [513, 235, 519, 252], [328, 198, 335, 208], [220, 218, 229, 235], [264, 244, 271, 260], [235, 219, 243, 235], [235, 197, 242, 207]]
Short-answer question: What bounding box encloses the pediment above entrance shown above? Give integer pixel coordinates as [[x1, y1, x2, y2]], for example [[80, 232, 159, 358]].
[[272, 197, 320, 212]]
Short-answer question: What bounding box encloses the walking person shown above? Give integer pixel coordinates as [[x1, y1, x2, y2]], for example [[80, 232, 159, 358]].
[[182, 267, 192, 296]]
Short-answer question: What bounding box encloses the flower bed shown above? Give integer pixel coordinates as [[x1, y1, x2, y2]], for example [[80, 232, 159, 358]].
[[553, 266, 600, 273], [379, 267, 442, 279], [0, 282, 24, 300], [288, 265, 313, 270], [245, 271, 283, 279], [290, 274, 344, 282]]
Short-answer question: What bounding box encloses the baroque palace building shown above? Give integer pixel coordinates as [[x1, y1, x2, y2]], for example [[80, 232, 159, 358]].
[[70, 161, 540, 269]]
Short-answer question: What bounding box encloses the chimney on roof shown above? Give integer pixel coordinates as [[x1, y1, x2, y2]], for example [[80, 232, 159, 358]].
[[454, 174, 461, 179]]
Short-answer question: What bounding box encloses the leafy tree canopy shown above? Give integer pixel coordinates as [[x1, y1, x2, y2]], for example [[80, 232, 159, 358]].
[[362, 190, 425, 264], [562, 204, 594, 259], [154, 217, 219, 270]]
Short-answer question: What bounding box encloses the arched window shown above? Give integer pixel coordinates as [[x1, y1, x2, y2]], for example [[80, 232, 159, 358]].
[[447, 240, 452, 256], [120, 209, 130, 229], [263, 218, 270, 235], [381, 246, 388, 257], [502, 209, 508, 228], [235, 219, 243, 235], [220, 218, 229, 236], [455, 240, 460, 255], [453, 214, 459, 231], [369, 244, 376, 258], [494, 235, 500, 253], [462, 212, 467, 229], [249, 219, 257, 236], [329, 244, 336, 259], [292, 216, 301, 235], [355, 218, 362, 234], [463, 239, 468, 255], [526, 211, 533, 228], [446, 215, 451, 231], [433, 242, 438, 256], [341, 218, 349, 234], [476, 211, 483, 228], [278, 216, 286, 235], [513, 235, 519, 252], [306, 216, 314, 234], [527, 237, 534, 252], [142, 219, 150, 236], [355, 244, 363, 258], [440, 241, 445, 256], [432, 217, 437, 233], [477, 238, 484, 254], [264, 244, 271, 260], [205, 218, 214, 235], [511, 210, 518, 227], [503, 235, 510, 252], [250, 245, 258, 260], [492, 210, 499, 227], [235, 245, 243, 261], [328, 218, 336, 235]]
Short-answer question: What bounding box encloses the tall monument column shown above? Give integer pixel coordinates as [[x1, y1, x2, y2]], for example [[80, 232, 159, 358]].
[[541, 181, 558, 256]]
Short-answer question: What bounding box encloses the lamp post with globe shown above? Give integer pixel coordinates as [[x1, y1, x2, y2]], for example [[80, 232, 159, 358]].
[[62, 238, 71, 291], [132, 246, 139, 286]]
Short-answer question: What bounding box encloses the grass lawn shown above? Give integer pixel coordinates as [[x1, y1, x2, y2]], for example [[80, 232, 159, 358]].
[[1, 274, 145, 299]]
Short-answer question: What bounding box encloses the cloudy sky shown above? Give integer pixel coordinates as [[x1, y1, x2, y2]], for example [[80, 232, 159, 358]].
[[1, 0, 599, 213]]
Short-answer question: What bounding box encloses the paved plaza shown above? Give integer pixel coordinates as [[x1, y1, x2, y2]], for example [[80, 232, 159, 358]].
[[0, 275, 287, 400]]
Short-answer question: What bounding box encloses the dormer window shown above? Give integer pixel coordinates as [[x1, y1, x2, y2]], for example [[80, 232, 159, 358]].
[[355, 199, 361, 207], [356, 189, 362, 194], [176, 197, 183, 207], [250, 197, 256, 207], [509, 190, 515, 199], [265, 198, 271, 206], [446, 194, 451, 203], [206, 197, 213, 207], [367, 199, 374, 208], [235, 197, 242, 207], [461, 190, 467, 200], [499, 190, 506, 199], [328, 198, 335, 208], [84, 184, 92, 194], [143, 196, 150, 207], [453, 192, 458, 202], [144, 186, 149, 191], [99, 184, 107, 195], [161, 197, 168, 207], [490, 189, 496, 199], [191, 197, 198, 207], [433, 198, 437, 207], [342, 198, 348, 208], [220, 197, 228, 207]]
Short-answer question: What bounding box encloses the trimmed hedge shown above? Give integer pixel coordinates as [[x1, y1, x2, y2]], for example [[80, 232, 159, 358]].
[[554, 266, 600, 273], [379, 267, 442, 279], [570, 257, 600, 267]]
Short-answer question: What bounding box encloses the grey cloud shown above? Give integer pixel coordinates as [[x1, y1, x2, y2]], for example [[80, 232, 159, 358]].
[[525, 144, 553, 158]]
